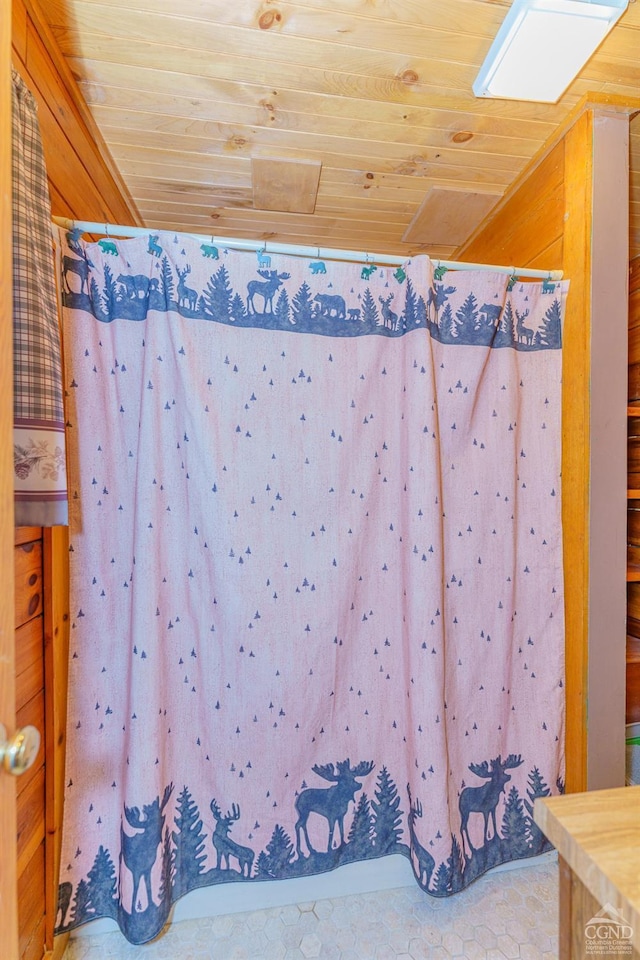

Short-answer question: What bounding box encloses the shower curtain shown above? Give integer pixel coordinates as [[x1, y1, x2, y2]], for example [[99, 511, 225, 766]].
[[57, 229, 567, 944], [11, 70, 67, 526]]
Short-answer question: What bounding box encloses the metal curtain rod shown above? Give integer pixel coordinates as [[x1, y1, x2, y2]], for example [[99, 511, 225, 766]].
[[52, 217, 564, 281]]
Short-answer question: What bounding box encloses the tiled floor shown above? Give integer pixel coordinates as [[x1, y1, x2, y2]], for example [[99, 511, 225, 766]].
[[62, 859, 558, 960]]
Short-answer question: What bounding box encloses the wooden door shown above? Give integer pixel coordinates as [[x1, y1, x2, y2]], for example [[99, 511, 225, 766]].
[[1, 0, 20, 956]]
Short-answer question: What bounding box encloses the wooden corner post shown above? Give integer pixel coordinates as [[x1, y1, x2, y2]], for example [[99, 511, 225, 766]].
[[562, 105, 630, 792]]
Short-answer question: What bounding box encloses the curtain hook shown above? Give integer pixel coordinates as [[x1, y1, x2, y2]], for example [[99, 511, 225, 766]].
[[105, 223, 110, 238]]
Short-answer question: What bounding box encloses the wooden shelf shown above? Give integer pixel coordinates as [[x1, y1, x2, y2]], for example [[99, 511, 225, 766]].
[[628, 567, 640, 581], [628, 489, 640, 499]]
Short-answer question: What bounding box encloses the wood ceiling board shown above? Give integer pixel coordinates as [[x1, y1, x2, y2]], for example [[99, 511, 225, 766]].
[[40, 0, 640, 260], [83, 94, 551, 158], [139, 229, 455, 260], [136, 199, 414, 227], [51, 16, 489, 84], [111, 148, 513, 193], [77, 77, 563, 145], [48, 1, 497, 69], [136, 207, 410, 238], [53, 22, 596, 114], [93, 113, 533, 175], [72, 58, 576, 130], [106, 149, 522, 198], [50, 0, 508, 43], [402, 187, 502, 245]]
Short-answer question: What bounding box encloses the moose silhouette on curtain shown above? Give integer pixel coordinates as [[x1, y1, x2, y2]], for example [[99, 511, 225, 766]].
[[294, 759, 376, 856]]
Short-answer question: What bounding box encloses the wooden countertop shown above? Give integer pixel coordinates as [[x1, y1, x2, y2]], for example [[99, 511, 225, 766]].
[[534, 786, 640, 951]]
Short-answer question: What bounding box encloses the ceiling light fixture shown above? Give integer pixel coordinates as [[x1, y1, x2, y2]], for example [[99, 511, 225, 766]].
[[473, 0, 629, 103]]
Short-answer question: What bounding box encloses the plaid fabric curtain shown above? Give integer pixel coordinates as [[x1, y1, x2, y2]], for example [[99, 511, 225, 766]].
[[12, 69, 67, 526]]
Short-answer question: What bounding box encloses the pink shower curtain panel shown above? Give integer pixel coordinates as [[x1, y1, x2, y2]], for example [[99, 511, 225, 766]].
[[57, 229, 567, 944]]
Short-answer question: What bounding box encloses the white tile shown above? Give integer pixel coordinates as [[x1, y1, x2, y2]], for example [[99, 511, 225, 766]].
[[460, 940, 487, 960], [299, 933, 322, 958], [280, 905, 302, 926], [442, 931, 465, 956], [210, 915, 235, 938], [245, 908, 270, 931], [520, 946, 545, 960], [261, 943, 288, 960], [497, 933, 521, 958], [507, 919, 533, 943], [407, 939, 437, 960], [331, 926, 357, 951], [265, 917, 286, 941], [373, 945, 400, 960], [63, 860, 559, 960], [474, 925, 498, 950], [311, 900, 333, 920]]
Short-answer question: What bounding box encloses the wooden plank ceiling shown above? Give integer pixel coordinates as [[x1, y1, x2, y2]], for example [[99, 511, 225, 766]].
[[43, 0, 640, 260]]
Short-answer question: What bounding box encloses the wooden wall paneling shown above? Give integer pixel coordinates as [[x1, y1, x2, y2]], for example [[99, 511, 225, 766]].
[[458, 140, 565, 271], [629, 582, 640, 623], [15, 539, 43, 627], [15, 619, 44, 714], [526, 236, 564, 275], [14, 527, 46, 960], [628, 511, 640, 577], [9, 270, 61, 960], [0, 0, 18, 954], [12, 0, 27, 63], [15, 525, 43, 547], [12, 0, 141, 224], [18, 839, 46, 960], [16, 697, 45, 960], [15, 682, 44, 812], [15, 616, 44, 683], [44, 527, 70, 958], [17, 764, 46, 878], [560, 112, 594, 795], [628, 654, 640, 723]]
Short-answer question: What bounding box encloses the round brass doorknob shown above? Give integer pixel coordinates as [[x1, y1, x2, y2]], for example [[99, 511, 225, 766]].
[[0, 723, 41, 776]]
